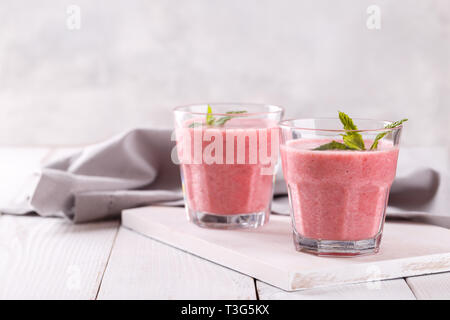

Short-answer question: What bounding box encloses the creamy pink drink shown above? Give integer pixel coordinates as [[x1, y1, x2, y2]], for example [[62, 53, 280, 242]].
[[281, 139, 398, 241], [279, 117, 404, 255], [174, 104, 283, 229], [179, 119, 278, 215]]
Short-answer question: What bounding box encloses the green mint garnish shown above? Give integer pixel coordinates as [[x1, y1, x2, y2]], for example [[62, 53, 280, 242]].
[[226, 111, 248, 114], [339, 111, 365, 150], [314, 112, 407, 151], [314, 141, 351, 151], [214, 111, 248, 126], [369, 118, 408, 150], [206, 105, 216, 125], [188, 122, 202, 128], [214, 116, 232, 126], [189, 106, 247, 128]]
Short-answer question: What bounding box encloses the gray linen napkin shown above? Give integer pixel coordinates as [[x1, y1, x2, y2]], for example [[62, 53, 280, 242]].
[[1, 128, 183, 223], [1, 128, 449, 224]]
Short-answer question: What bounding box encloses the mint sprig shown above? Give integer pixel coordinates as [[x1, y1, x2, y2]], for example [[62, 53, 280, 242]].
[[339, 111, 365, 150], [188, 122, 202, 128], [314, 141, 351, 151], [214, 111, 248, 126], [314, 112, 407, 151], [189, 106, 247, 128], [206, 105, 215, 125], [369, 118, 408, 150]]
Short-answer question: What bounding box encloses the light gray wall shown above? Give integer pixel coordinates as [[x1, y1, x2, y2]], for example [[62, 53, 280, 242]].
[[0, 0, 449, 146]]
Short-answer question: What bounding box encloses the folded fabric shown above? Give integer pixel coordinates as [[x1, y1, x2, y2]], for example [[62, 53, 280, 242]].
[[1, 128, 449, 223], [1, 128, 182, 223]]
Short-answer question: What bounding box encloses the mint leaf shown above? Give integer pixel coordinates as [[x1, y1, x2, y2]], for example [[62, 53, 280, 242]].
[[215, 110, 247, 126], [189, 107, 248, 128], [386, 119, 408, 128], [339, 111, 365, 150], [338, 111, 358, 131], [188, 122, 202, 128], [226, 111, 247, 114], [206, 105, 215, 125], [215, 116, 233, 126], [314, 112, 408, 151], [314, 141, 351, 151], [341, 135, 364, 150], [370, 119, 408, 150]]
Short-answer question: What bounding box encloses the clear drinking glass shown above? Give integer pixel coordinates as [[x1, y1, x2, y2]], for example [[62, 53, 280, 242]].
[[174, 103, 283, 229], [279, 118, 404, 256]]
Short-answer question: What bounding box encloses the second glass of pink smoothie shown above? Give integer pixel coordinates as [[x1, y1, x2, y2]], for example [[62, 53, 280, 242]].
[[280, 118, 404, 256], [174, 103, 283, 229]]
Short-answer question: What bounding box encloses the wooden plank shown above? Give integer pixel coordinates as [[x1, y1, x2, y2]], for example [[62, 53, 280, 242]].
[[122, 206, 450, 291], [0, 215, 119, 299], [98, 227, 257, 300], [257, 279, 415, 300], [406, 272, 450, 300]]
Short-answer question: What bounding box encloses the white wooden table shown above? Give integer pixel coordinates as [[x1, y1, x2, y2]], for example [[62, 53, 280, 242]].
[[1, 147, 449, 300]]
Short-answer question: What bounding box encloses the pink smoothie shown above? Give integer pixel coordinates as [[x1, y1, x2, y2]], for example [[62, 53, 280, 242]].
[[280, 139, 399, 241], [177, 118, 279, 215]]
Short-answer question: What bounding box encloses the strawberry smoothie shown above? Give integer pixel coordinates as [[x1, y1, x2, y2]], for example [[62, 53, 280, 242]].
[[280, 139, 399, 241], [177, 118, 279, 222]]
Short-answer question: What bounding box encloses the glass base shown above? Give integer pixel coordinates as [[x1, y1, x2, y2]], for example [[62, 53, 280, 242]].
[[186, 206, 269, 229], [293, 231, 383, 257]]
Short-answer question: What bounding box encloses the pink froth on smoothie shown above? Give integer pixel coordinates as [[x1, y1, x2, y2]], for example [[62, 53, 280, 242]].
[[177, 118, 279, 215], [280, 139, 399, 241]]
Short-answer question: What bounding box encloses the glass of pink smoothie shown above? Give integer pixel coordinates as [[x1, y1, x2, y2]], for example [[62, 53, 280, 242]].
[[174, 103, 283, 229], [279, 118, 404, 256]]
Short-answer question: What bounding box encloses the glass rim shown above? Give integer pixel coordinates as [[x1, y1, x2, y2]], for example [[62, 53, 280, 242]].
[[173, 102, 284, 116], [279, 117, 404, 133]]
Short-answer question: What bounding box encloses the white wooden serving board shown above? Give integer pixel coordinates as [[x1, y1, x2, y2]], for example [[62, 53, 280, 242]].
[[122, 206, 450, 291]]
